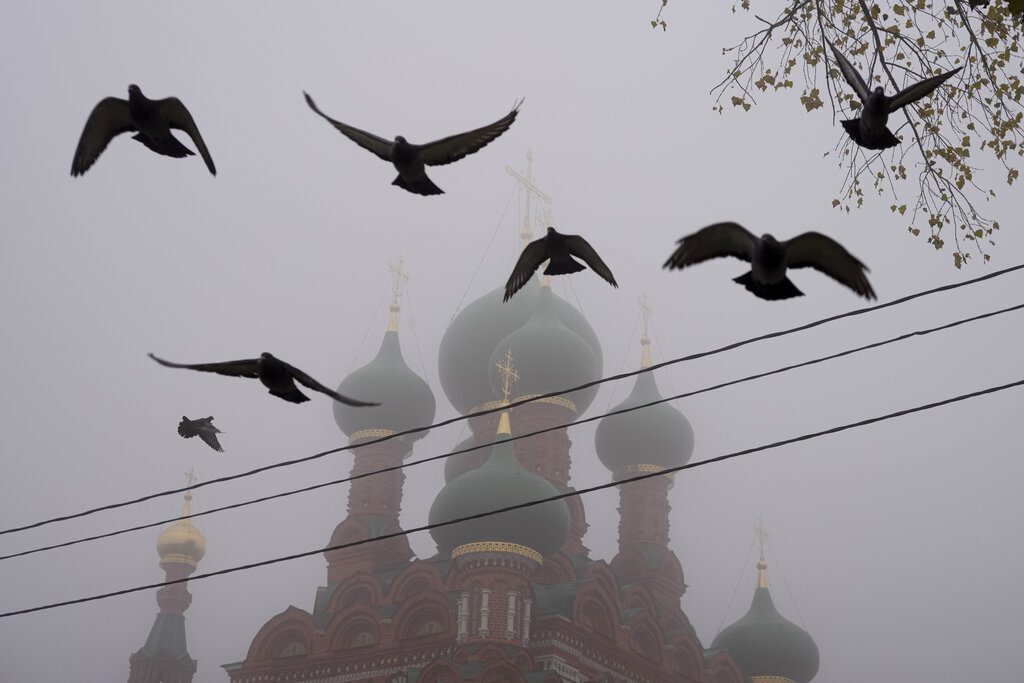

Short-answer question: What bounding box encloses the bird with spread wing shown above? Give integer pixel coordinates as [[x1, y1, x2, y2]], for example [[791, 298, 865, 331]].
[[504, 227, 618, 302], [828, 42, 961, 150], [149, 352, 379, 406], [71, 85, 216, 176], [177, 416, 225, 453], [304, 92, 521, 195], [663, 222, 876, 301]]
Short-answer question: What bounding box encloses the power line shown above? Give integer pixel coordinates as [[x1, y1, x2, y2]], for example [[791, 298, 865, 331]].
[[2, 376, 1021, 619], [3, 263, 1023, 538], [3, 300, 1022, 561]]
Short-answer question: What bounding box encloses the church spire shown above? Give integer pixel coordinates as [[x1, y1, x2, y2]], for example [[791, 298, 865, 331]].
[[755, 516, 769, 588], [638, 292, 653, 369], [386, 256, 410, 332], [506, 150, 551, 250]]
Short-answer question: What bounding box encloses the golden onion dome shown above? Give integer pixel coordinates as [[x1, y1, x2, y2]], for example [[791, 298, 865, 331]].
[[156, 492, 206, 567]]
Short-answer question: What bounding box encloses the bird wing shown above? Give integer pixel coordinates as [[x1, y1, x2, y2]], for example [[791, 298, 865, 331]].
[[663, 222, 756, 269], [418, 99, 522, 167], [177, 417, 198, 438], [828, 42, 870, 102], [564, 235, 618, 288], [157, 97, 217, 175], [282, 360, 381, 406], [785, 232, 877, 299], [504, 238, 550, 302], [888, 67, 962, 112], [71, 97, 135, 176], [303, 92, 394, 161], [197, 429, 224, 452], [148, 353, 260, 377]]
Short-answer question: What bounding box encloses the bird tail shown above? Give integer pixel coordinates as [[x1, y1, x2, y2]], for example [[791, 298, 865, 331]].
[[543, 255, 587, 276], [733, 271, 804, 300], [392, 173, 444, 196], [132, 133, 195, 159], [177, 418, 198, 438], [841, 119, 899, 150], [271, 386, 311, 404]]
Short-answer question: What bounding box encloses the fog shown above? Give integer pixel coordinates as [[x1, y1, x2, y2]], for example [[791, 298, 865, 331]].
[[1, 2, 1023, 682]]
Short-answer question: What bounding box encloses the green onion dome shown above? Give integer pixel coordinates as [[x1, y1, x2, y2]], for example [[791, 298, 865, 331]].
[[594, 341, 694, 474], [334, 324, 436, 442], [711, 559, 819, 683], [437, 276, 602, 415], [429, 412, 570, 558], [443, 435, 485, 483], [486, 284, 600, 414]]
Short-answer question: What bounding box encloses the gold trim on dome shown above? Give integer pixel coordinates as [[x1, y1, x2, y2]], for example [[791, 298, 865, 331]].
[[349, 428, 397, 445], [451, 541, 543, 564], [160, 553, 200, 568], [516, 394, 577, 412], [471, 395, 577, 415], [616, 463, 674, 478]]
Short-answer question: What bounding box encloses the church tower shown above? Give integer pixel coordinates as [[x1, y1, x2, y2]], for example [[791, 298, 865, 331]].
[[127, 474, 206, 683]]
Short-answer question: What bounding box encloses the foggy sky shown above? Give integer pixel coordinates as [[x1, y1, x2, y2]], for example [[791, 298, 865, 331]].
[[1, 2, 1023, 682]]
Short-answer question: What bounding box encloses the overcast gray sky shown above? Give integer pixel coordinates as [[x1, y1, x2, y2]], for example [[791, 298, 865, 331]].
[[1, 2, 1023, 682]]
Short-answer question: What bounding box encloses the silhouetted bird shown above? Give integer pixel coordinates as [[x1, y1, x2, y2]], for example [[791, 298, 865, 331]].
[[504, 227, 618, 302], [177, 416, 224, 453], [663, 222, 876, 300], [71, 85, 216, 176], [829, 42, 961, 150], [148, 352, 379, 406], [304, 92, 521, 195]]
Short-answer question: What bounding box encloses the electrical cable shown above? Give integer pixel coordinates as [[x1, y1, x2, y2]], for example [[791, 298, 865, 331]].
[[2, 300, 1022, 560], [2, 375, 1021, 618], [2, 263, 1022, 538]]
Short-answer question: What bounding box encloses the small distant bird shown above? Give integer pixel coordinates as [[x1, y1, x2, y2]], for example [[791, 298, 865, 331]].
[[304, 92, 521, 195], [148, 352, 379, 406], [178, 416, 224, 453], [663, 222, 876, 301], [504, 227, 618, 302], [71, 85, 216, 176], [828, 42, 961, 150]]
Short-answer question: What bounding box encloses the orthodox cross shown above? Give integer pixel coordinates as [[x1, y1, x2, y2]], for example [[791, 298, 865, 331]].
[[387, 257, 410, 331], [495, 348, 519, 404], [506, 150, 552, 246]]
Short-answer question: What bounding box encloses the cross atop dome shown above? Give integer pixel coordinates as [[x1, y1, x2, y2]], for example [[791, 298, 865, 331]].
[[755, 516, 769, 588], [387, 257, 410, 332], [495, 348, 519, 404], [506, 150, 551, 247], [638, 292, 653, 368], [184, 468, 197, 501]]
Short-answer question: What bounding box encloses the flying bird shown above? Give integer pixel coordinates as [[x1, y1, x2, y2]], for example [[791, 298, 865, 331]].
[[177, 416, 224, 453], [828, 42, 961, 150], [663, 222, 876, 301], [148, 352, 379, 406], [504, 227, 618, 302], [304, 92, 522, 195], [71, 85, 216, 176]]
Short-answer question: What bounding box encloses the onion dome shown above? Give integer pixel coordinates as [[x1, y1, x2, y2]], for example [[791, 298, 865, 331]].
[[443, 435, 484, 483], [711, 535, 819, 683], [156, 492, 206, 568], [438, 275, 603, 415], [595, 332, 694, 476], [429, 410, 570, 561], [486, 283, 600, 414], [333, 282, 436, 442]]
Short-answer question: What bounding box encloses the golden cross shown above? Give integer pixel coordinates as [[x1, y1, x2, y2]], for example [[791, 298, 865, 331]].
[[184, 468, 197, 488], [495, 348, 519, 403], [387, 257, 411, 307], [754, 516, 769, 562], [506, 150, 552, 245]]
